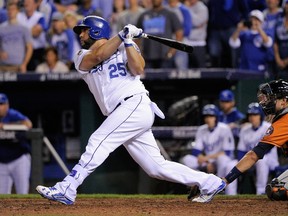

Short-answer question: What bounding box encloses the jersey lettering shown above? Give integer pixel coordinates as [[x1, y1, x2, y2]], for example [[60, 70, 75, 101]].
[[109, 62, 127, 79]]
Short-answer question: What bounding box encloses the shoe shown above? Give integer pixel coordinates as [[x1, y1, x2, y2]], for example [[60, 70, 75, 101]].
[[36, 185, 74, 205], [192, 180, 226, 203], [187, 185, 200, 201]]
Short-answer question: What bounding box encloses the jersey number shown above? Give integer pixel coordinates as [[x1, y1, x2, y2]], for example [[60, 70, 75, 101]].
[[109, 63, 127, 79]]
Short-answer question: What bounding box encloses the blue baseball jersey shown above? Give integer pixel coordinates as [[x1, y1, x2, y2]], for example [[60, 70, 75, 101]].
[[0, 108, 30, 163]]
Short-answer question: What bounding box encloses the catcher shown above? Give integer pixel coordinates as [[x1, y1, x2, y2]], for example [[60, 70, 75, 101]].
[[197, 79, 288, 201]]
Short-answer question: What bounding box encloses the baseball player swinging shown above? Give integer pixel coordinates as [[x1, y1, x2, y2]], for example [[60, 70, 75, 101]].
[[36, 15, 225, 204]]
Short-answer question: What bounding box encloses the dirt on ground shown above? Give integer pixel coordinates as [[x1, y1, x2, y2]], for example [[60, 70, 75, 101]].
[[0, 197, 287, 216]]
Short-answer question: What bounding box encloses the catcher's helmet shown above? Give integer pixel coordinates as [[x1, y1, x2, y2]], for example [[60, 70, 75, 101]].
[[73, 16, 110, 40], [257, 79, 288, 115], [202, 104, 219, 117], [247, 102, 264, 120]]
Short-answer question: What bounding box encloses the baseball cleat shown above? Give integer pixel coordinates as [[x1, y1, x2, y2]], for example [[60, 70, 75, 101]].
[[36, 185, 74, 205], [191, 180, 226, 203]]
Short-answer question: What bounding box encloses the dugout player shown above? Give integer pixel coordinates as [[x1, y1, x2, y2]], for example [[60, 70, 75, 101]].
[[36, 15, 226, 204], [210, 79, 288, 201], [0, 93, 33, 194], [180, 104, 237, 195]]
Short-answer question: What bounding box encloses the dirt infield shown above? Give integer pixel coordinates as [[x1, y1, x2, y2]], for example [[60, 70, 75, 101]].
[[0, 196, 287, 216]]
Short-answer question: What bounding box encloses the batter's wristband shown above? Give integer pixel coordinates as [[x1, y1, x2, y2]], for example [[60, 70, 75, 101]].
[[124, 38, 133, 47], [118, 33, 124, 41], [225, 167, 242, 183]]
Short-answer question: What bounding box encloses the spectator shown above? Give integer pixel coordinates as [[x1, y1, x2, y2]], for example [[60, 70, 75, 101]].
[[116, 0, 145, 32], [166, 0, 192, 70], [137, 0, 183, 69], [17, 0, 47, 71], [47, 11, 79, 70], [92, 0, 114, 20], [63, 10, 83, 29], [35, 46, 69, 73], [0, 93, 33, 194], [53, 0, 78, 14], [207, 0, 249, 68], [246, 0, 267, 11], [109, 0, 126, 36], [0, 0, 33, 73], [263, 0, 283, 78], [229, 10, 273, 73], [185, 0, 208, 68], [139, 0, 152, 9], [38, 0, 57, 32], [273, 0, 288, 78], [77, 0, 102, 17], [180, 104, 237, 195], [218, 89, 245, 139], [237, 102, 279, 194]]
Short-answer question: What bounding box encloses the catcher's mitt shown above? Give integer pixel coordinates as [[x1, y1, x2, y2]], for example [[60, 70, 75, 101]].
[[265, 178, 288, 201]]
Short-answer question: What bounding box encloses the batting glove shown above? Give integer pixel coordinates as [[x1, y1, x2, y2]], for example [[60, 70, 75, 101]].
[[118, 24, 143, 47]]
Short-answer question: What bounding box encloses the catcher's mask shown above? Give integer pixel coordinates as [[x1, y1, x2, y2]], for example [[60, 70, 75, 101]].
[[257, 79, 288, 115]]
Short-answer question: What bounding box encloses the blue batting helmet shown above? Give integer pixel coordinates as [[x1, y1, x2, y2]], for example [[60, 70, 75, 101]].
[[202, 104, 219, 117], [247, 102, 264, 120], [73, 16, 110, 40], [219, 90, 234, 102]]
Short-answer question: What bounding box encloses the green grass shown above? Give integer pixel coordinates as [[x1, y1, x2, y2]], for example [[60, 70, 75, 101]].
[[0, 193, 266, 199]]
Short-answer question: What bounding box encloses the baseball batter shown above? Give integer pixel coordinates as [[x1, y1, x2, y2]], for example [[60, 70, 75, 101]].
[[36, 15, 225, 204]]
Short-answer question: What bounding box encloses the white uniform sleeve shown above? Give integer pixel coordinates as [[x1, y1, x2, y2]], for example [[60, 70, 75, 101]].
[[73, 49, 91, 74]]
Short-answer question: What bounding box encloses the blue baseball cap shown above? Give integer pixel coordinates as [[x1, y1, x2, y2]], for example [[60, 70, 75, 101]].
[[0, 93, 8, 103], [219, 90, 234, 102]]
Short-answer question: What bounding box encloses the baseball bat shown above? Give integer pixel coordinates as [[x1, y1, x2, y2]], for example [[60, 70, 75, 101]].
[[141, 33, 194, 53]]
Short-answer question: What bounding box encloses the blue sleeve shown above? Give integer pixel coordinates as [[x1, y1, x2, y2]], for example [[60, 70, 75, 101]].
[[66, 29, 75, 61], [2, 109, 28, 123], [225, 150, 234, 158], [237, 150, 247, 160], [179, 5, 192, 37], [191, 149, 202, 157], [38, 16, 46, 31]]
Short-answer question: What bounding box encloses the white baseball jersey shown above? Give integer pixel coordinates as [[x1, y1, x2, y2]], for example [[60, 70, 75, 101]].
[[194, 122, 235, 161], [74, 43, 148, 116], [238, 121, 271, 152]]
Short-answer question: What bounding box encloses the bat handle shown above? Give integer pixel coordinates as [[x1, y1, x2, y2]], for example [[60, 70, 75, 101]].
[[141, 33, 148, 39]]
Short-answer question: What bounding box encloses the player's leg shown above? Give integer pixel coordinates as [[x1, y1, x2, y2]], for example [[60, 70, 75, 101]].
[[217, 157, 237, 195], [37, 94, 154, 203], [11, 154, 31, 194], [255, 158, 269, 195], [124, 131, 223, 195], [256, 148, 279, 195], [0, 162, 13, 194], [179, 154, 198, 170]]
